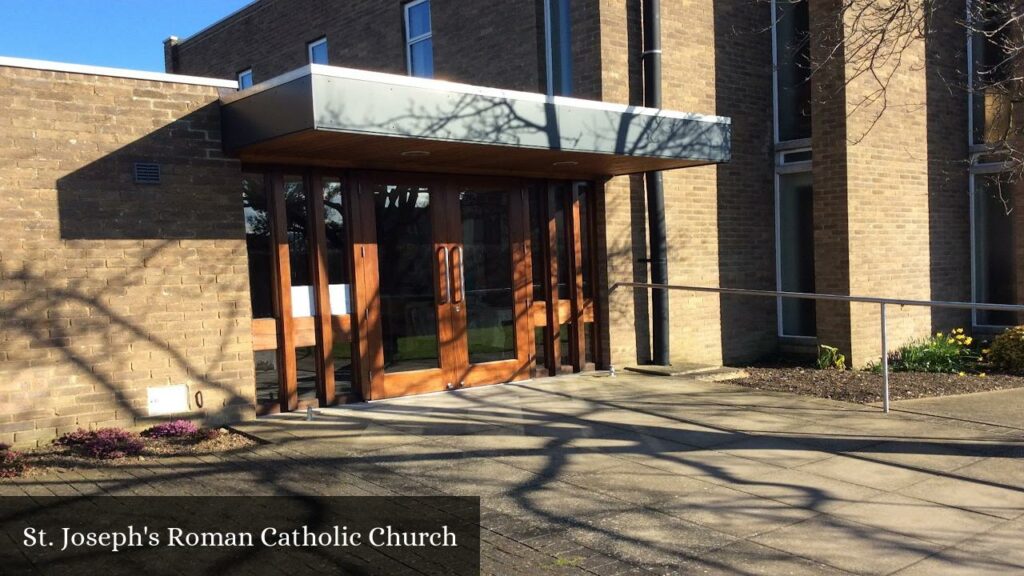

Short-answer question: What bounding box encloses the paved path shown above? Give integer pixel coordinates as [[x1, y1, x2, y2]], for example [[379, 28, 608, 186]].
[[890, 387, 1024, 431], [5, 374, 1024, 575]]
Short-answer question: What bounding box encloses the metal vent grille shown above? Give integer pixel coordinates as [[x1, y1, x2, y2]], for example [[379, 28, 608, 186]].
[[133, 162, 161, 184]]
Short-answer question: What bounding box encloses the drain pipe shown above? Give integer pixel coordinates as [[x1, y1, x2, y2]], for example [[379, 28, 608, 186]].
[[642, 0, 670, 366]]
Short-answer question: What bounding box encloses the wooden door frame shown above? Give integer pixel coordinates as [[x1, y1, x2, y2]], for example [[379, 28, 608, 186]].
[[245, 166, 603, 412]]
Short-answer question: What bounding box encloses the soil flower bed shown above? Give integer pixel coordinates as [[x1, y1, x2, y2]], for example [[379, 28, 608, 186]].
[[3, 425, 257, 480], [733, 365, 1024, 404]]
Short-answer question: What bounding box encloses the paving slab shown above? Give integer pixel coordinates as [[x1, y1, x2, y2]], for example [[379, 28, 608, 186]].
[[889, 387, 1024, 430]]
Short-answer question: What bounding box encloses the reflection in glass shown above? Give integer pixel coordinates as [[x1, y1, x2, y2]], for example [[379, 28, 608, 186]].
[[461, 190, 516, 364], [779, 171, 816, 336], [253, 350, 278, 404], [559, 323, 570, 367], [322, 178, 351, 314], [285, 176, 314, 317], [332, 337, 355, 398], [579, 183, 593, 299], [775, 0, 811, 141], [374, 185, 439, 372], [535, 327, 547, 375], [530, 184, 548, 301], [242, 174, 274, 318], [295, 346, 317, 402], [555, 184, 570, 300], [974, 175, 1017, 326]]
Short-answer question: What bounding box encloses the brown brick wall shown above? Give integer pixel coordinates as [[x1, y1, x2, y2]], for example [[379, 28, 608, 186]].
[[810, 0, 972, 366], [0, 66, 253, 447], [170, 0, 548, 93]]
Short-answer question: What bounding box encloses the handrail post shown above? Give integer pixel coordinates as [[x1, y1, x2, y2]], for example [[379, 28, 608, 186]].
[[881, 302, 890, 414]]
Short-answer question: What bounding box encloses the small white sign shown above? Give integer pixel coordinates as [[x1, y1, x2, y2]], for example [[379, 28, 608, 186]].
[[291, 285, 316, 317], [147, 384, 190, 416], [329, 284, 351, 315]]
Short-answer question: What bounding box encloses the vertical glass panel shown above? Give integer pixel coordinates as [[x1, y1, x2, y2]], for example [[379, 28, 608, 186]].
[[554, 184, 570, 300], [409, 39, 434, 78], [407, 0, 431, 38], [584, 322, 595, 366], [548, 0, 573, 96], [974, 174, 1017, 326], [779, 171, 816, 336], [295, 346, 317, 403], [322, 178, 351, 315], [461, 190, 516, 364], [374, 185, 439, 372], [775, 0, 811, 141], [332, 337, 355, 399], [253, 350, 279, 405], [578, 183, 593, 299], [972, 8, 1013, 144], [238, 70, 253, 89], [530, 185, 547, 302], [242, 174, 274, 318], [559, 323, 570, 367], [285, 176, 314, 317], [309, 39, 328, 64], [534, 327, 547, 374]]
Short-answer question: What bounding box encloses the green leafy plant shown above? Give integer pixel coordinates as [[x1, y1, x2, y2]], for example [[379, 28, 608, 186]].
[[884, 328, 981, 374], [990, 326, 1024, 374], [817, 345, 846, 370]]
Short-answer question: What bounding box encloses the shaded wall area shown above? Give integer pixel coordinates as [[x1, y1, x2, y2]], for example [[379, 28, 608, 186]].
[[0, 66, 253, 447]]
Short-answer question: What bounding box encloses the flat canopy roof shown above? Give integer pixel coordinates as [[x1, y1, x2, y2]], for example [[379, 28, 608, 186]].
[[220, 64, 731, 179]]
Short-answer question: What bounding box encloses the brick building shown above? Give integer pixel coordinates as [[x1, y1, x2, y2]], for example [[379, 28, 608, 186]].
[[0, 0, 1018, 446]]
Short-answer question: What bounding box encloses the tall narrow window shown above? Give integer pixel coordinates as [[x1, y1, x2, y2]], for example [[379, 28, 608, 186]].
[[778, 170, 816, 337], [973, 173, 1017, 326], [308, 37, 328, 65], [237, 68, 253, 90], [241, 174, 274, 318], [405, 0, 433, 78], [774, 0, 811, 142], [284, 175, 314, 318], [970, 4, 1013, 145], [544, 0, 572, 96]]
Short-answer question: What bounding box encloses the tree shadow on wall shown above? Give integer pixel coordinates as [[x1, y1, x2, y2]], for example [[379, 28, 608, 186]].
[[2, 102, 253, 428]]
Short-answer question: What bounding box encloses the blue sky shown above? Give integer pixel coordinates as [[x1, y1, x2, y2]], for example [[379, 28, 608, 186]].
[[0, 1, 253, 72]]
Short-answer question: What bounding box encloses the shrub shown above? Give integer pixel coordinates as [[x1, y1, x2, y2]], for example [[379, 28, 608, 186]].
[[990, 326, 1024, 374], [195, 428, 222, 441], [0, 444, 28, 478], [817, 345, 846, 370], [886, 328, 981, 374], [55, 428, 144, 460], [142, 420, 199, 439]]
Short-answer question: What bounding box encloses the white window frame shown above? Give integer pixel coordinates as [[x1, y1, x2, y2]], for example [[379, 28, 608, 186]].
[[307, 37, 328, 65], [772, 0, 816, 339], [404, 0, 433, 78], [237, 68, 253, 90], [543, 0, 572, 97]]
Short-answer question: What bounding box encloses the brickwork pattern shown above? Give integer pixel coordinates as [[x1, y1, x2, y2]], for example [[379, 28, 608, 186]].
[[0, 66, 253, 447], [170, 0, 547, 93]]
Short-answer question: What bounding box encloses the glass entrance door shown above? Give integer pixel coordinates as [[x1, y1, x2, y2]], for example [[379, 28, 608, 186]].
[[361, 173, 530, 399]]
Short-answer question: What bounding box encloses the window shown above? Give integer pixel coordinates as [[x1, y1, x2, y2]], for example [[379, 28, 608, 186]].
[[544, 0, 573, 96], [773, 0, 811, 143], [972, 171, 1017, 326], [241, 174, 274, 318], [777, 169, 816, 337], [404, 0, 433, 78], [970, 3, 1014, 145], [308, 37, 328, 65], [237, 68, 253, 90]]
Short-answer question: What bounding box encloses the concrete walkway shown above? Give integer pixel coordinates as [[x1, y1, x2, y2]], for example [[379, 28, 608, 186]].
[[6, 373, 1024, 575], [890, 387, 1024, 431]]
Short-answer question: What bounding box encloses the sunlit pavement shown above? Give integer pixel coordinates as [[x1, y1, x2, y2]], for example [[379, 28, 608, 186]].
[[8, 373, 1024, 575]]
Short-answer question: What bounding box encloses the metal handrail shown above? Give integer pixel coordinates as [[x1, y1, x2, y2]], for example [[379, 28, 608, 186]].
[[611, 281, 1024, 413]]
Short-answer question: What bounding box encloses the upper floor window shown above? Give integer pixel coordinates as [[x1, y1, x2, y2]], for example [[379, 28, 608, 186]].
[[404, 0, 434, 78], [237, 68, 254, 90], [970, 4, 1015, 145], [545, 0, 573, 96], [308, 37, 328, 65], [774, 0, 811, 142]]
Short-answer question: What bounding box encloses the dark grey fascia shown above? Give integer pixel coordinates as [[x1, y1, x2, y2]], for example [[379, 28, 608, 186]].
[[220, 65, 731, 169]]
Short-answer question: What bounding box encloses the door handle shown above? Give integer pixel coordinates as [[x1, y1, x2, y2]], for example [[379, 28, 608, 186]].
[[439, 246, 451, 304], [452, 246, 465, 304]]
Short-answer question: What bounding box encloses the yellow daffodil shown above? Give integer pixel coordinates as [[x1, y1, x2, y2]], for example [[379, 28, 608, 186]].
[[936, 332, 943, 338], [947, 338, 955, 345], [958, 371, 966, 377], [979, 373, 987, 378], [965, 337, 973, 346]]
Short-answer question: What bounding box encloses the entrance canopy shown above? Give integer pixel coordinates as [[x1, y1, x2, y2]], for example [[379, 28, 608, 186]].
[[220, 64, 731, 179]]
